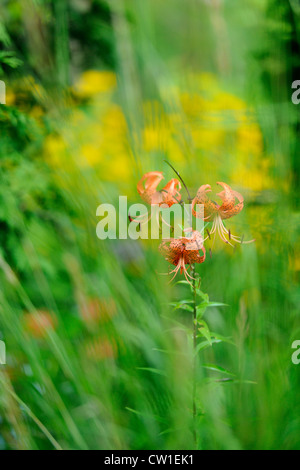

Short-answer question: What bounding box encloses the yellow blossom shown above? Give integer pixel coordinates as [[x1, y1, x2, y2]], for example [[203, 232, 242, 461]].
[[74, 70, 117, 98]]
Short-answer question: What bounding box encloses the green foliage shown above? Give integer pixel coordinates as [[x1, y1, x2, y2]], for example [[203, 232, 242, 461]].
[[0, 51, 23, 73]]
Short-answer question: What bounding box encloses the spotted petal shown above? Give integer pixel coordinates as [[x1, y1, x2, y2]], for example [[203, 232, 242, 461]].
[[192, 184, 218, 220], [161, 178, 182, 206], [159, 231, 205, 266], [216, 182, 244, 220]]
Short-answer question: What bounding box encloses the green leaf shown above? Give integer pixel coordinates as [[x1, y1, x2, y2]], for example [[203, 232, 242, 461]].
[[179, 305, 194, 313], [211, 332, 235, 346], [136, 367, 167, 377], [196, 301, 227, 319], [161, 315, 193, 334], [0, 23, 11, 47], [152, 348, 189, 356], [202, 363, 236, 377], [205, 378, 257, 385], [195, 338, 222, 354], [205, 302, 228, 308], [195, 288, 209, 302], [174, 280, 192, 287], [169, 300, 194, 312], [197, 320, 211, 344], [125, 408, 167, 424], [0, 51, 23, 69], [196, 304, 207, 319], [195, 332, 235, 355]]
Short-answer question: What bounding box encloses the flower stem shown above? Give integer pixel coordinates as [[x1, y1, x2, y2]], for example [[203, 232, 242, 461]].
[[163, 160, 193, 202], [192, 264, 197, 449]]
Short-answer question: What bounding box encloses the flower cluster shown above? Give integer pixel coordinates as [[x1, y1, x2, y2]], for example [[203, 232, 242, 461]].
[[136, 171, 254, 284]]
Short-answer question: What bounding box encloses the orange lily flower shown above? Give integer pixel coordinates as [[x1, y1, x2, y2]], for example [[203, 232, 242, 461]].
[[192, 182, 253, 246], [159, 231, 206, 284], [23, 310, 57, 339], [137, 171, 181, 206], [85, 337, 117, 361], [80, 297, 117, 325]]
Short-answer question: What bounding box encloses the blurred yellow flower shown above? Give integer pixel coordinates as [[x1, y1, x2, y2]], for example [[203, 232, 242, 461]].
[[289, 245, 300, 272], [246, 206, 274, 253], [44, 135, 68, 166], [180, 92, 207, 118], [5, 89, 16, 106], [43, 70, 277, 199], [237, 123, 263, 156], [231, 162, 274, 192], [74, 70, 117, 98], [80, 143, 101, 166]]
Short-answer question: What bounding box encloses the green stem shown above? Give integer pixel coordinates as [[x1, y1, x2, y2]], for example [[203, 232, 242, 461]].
[[192, 264, 197, 449], [164, 160, 193, 202]]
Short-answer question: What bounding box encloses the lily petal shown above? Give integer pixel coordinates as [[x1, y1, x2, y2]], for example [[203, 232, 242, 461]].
[[159, 231, 206, 268], [216, 182, 244, 219], [161, 178, 182, 206], [137, 172, 182, 206], [137, 171, 165, 204], [192, 184, 218, 220]]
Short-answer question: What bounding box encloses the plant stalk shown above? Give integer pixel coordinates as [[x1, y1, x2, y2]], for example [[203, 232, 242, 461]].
[[192, 264, 197, 449]]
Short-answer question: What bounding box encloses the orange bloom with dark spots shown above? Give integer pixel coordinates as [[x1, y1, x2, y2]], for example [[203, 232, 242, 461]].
[[192, 182, 253, 246], [137, 171, 181, 207], [159, 231, 205, 284]]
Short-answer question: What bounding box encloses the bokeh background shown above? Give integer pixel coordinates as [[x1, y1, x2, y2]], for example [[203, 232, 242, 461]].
[[0, 0, 299, 450]]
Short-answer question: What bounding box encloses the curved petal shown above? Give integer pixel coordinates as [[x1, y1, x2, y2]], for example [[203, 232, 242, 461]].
[[192, 184, 218, 220], [159, 239, 182, 265], [185, 231, 206, 265], [216, 182, 244, 219], [161, 178, 182, 206], [137, 171, 164, 204], [186, 246, 206, 265], [184, 231, 204, 252]]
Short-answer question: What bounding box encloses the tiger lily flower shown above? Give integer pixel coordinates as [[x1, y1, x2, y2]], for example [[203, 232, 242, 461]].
[[159, 231, 206, 284], [131, 171, 182, 228], [137, 171, 182, 207], [192, 182, 253, 246]]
